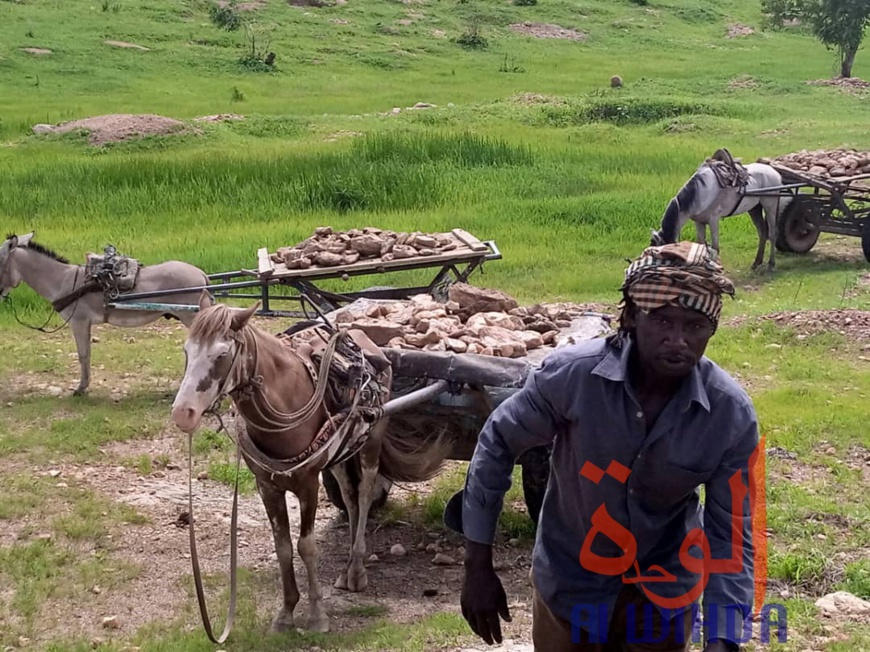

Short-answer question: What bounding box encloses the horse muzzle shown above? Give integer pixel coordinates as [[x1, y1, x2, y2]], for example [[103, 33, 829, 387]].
[[171, 404, 203, 434]]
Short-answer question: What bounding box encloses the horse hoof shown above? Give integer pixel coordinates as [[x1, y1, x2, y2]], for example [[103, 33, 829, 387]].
[[308, 617, 329, 633], [333, 573, 349, 591], [270, 610, 295, 633], [72, 387, 87, 397], [347, 568, 368, 593]]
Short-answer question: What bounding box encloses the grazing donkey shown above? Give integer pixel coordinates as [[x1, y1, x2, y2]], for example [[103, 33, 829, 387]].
[[0, 232, 209, 395], [650, 152, 790, 270]]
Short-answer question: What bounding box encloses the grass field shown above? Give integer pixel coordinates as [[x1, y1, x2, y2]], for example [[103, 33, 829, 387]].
[[1, 0, 870, 650]]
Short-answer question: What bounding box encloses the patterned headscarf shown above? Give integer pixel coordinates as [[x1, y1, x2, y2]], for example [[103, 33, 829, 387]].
[[620, 241, 736, 328]]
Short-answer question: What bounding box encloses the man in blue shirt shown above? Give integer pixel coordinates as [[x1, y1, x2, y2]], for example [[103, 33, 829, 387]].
[[444, 242, 760, 652]]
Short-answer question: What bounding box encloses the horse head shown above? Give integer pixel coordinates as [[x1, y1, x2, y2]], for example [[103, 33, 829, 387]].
[[170, 291, 258, 433], [0, 232, 34, 298]]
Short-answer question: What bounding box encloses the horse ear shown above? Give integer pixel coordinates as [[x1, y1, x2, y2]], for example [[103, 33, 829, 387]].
[[198, 290, 212, 312], [230, 302, 260, 331]]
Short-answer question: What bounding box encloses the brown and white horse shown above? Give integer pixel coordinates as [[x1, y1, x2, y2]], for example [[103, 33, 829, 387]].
[[0, 232, 209, 395], [170, 292, 449, 635]]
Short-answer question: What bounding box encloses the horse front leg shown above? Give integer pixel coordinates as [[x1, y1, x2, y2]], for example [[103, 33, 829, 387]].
[[256, 477, 301, 633], [71, 320, 92, 396], [296, 470, 328, 632]]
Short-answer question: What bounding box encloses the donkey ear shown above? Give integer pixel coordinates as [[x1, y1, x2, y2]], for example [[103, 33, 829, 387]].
[[18, 232, 34, 247], [198, 290, 213, 312], [230, 302, 260, 331]]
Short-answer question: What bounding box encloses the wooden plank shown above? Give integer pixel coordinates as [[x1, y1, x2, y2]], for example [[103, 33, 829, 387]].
[[268, 245, 490, 280], [257, 247, 274, 278], [451, 228, 488, 252]]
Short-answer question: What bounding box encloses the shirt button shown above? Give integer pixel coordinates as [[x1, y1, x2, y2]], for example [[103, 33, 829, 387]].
[[629, 489, 635, 495], [636, 411, 643, 419]]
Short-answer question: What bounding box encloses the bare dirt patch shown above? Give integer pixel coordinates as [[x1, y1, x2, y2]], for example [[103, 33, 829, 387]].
[[807, 76, 870, 92], [31, 114, 187, 146], [10, 432, 537, 646], [508, 22, 585, 41], [729, 74, 758, 90], [194, 113, 245, 123], [726, 23, 755, 38], [104, 40, 149, 51], [752, 309, 870, 342], [20, 48, 52, 55]]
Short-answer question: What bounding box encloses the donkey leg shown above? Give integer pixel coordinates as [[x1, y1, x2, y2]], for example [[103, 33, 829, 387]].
[[330, 461, 360, 591], [296, 471, 328, 632], [71, 320, 92, 396], [766, 201, 778, 270], [694, 220, 707, 247], [748, 205, 767, 270], [256, 479, 301, 633], [345, 435, 385, 593]]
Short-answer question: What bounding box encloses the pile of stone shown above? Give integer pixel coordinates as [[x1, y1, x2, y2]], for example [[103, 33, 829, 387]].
[[759, 149, 870, 180], [271, 226, 468, 270], [330, 283, 608, 358]]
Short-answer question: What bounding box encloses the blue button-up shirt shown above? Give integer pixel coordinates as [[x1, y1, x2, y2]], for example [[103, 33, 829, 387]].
[[446, 334, 759, 647]]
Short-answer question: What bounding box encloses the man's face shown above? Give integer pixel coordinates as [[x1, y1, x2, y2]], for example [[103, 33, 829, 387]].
[[630, 304, 715, 380]]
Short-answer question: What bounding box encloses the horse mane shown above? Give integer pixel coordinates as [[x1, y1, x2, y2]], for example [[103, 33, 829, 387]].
[[660, 171, 701, 241], [189, 303, 244, 342], [5, 234, 70, 264]]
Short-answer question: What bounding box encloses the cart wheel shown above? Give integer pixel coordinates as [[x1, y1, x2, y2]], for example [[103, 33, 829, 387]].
[[775, 196, 821, 254], [321, 467, 392, 517], [862, 219, 870, 263], [518, 445, 551, 527]]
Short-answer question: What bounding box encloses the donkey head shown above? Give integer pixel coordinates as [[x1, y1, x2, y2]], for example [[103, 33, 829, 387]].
[[170, 291, 258, 434], [0, 233, 34, 298]]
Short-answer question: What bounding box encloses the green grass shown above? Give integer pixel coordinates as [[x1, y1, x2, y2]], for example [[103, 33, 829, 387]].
[[2, 0, 870, 649]]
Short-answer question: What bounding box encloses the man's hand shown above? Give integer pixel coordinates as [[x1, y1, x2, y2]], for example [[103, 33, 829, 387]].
[[460, 541, 512, 645]]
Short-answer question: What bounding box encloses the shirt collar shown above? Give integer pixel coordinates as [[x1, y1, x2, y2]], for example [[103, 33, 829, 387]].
[[592, 335, 711, 413]]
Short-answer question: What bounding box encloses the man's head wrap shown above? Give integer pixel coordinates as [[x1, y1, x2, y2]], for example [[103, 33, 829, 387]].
[[619, 241, 736, 329]]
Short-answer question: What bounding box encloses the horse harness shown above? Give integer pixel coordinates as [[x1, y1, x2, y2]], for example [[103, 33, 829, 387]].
[[224, 322, 391, 479]]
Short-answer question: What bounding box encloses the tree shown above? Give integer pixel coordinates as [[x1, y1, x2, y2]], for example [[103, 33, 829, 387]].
[[762, 0, 870, 78]]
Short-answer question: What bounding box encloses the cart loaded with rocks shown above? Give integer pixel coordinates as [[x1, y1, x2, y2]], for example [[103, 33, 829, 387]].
[[308, 284, 613, 527], [756, 149, 870, 260]]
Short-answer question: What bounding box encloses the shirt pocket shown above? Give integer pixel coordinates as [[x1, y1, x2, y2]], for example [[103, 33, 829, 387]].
[[635, 461, 713, 511]]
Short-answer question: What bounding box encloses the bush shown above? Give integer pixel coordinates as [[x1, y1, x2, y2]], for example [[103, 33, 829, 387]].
[[209, 2, 241, 31]]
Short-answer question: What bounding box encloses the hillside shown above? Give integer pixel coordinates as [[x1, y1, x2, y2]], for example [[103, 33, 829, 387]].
[[1, 2, 869, 651]]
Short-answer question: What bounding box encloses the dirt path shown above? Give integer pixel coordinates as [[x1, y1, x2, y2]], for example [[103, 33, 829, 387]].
[[22, 433, 536, 647]]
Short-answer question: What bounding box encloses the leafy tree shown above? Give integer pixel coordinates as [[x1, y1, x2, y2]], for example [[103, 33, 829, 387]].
[[762, 0, 870, 78]]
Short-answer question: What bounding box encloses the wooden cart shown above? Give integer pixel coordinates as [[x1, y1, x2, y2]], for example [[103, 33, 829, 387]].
[[317, 308, 614, 527], [108, 228, 501, 318], [746, 164, 870, 261]]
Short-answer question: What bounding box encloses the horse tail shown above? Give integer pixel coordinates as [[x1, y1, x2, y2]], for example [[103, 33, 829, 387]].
[[375, 415, 453, 484]]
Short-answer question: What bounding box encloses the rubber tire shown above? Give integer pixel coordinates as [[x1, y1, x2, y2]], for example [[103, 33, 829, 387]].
[[321, 467, 392, 517], [775, 196, 821, 254]]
